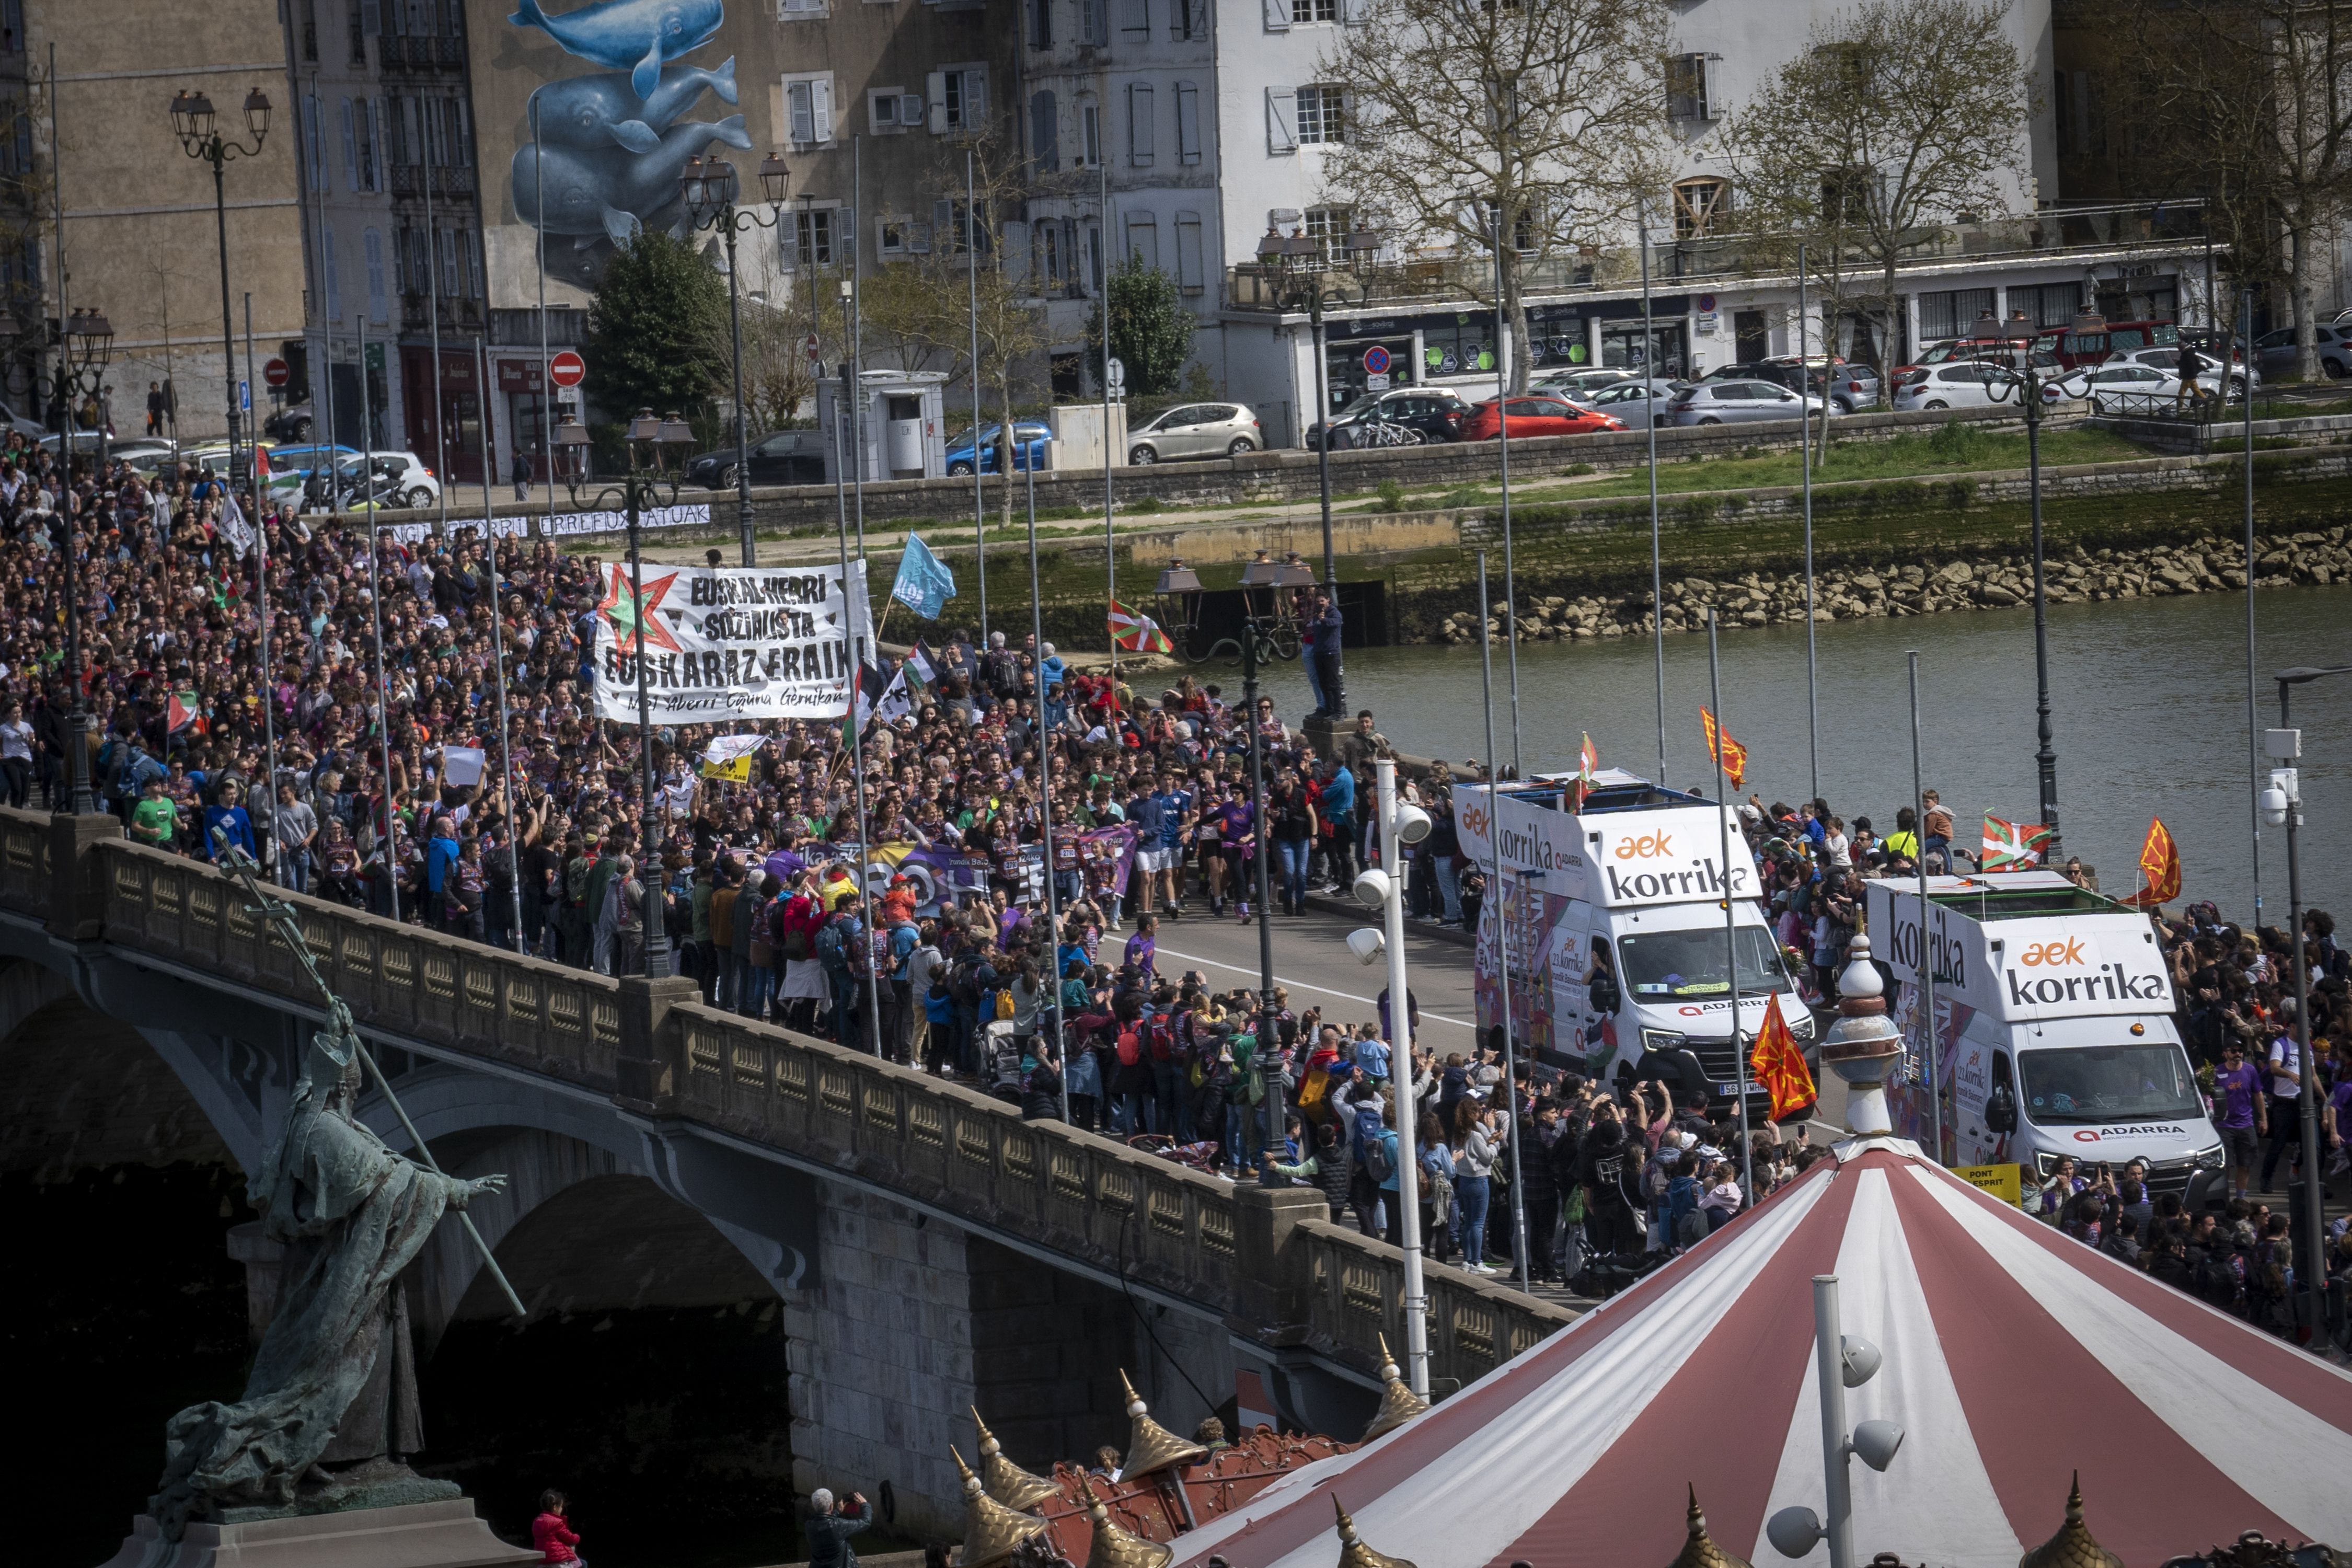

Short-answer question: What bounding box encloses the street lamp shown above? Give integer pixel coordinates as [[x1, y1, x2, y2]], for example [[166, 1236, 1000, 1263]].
[[1256, 223, 1378, 720], [50, 305, 113, 815], [1969, 303, 2103, 852], [172, 86, 270, 499], [554, 409, 696, 978], [2259, 661, 2350, 1346], [682, 151, 789, 568], [1349, 757, 1434, 1398]]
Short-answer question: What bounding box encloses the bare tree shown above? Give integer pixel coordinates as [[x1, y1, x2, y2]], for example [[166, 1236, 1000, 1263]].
[[1316, 0, 1669, 394], [1720, 0, 2035, 382]]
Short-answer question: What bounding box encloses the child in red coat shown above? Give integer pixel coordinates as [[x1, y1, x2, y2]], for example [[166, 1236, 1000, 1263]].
[[533, 1490, 584, 1567]]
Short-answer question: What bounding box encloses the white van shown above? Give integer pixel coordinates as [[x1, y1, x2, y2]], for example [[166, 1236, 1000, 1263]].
[[1457, 770, 1817, 1120], [1866, 871, 2223, 1194]]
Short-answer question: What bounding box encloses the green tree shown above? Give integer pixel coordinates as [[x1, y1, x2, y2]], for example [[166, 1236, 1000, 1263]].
[[1084, 257, 1194, 396], [583, 232, 728, 420]]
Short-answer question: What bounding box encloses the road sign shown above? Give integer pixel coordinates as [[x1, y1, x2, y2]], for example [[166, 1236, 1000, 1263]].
[[263, 356, 290, 389], [1105, 356, 1125, 389], [1365, 373, 1390, 391], [804, 333, 821, 364], [1362, 344, 1391, 376], [548, 349, 587, 388], [238, 381, 250, 413]]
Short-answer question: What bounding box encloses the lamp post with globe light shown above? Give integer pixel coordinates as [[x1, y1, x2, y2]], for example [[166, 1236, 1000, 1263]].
[[682, 151, 789, 567], [551, 410, 697, 978], [171, 86, 270, 495]]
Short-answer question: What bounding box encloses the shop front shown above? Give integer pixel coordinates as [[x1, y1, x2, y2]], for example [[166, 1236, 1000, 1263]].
[[399, 345, 485, 484], [497, 356, 561, 482]]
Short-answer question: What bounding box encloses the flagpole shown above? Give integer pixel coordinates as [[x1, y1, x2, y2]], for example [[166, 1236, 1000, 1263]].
[[836, 360, 881, 1056], [1908, 649, 1941, 1166], [966, 147, 987, 644], [1705, 609, 1754, 1203], [1798, 240, 1819, 805], [1027, 447, 1070, 1124], [1643, 206, 1666, 786], [1477, 550, 1531, 1288], [476, 336, 525, 951]]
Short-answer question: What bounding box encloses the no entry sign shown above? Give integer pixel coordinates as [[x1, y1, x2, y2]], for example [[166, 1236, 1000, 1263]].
[[548, 349, 587, 388], [262, 357, 290, 389]]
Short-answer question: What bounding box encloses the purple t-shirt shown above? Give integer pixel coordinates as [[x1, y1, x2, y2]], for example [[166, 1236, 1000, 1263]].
[[1125, 931, 1157, 980], [2213, 1062, 2262, 1129]]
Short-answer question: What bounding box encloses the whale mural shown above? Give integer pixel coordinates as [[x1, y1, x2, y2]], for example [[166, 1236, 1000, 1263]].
[[513, 114, 748, 247], [508, 0, 725, 100], [526, 56, 739, 153], [505, 0, 745, 285]]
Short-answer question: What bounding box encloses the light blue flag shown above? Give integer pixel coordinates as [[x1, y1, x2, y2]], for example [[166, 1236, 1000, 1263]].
[[890, 534, 958, 621]]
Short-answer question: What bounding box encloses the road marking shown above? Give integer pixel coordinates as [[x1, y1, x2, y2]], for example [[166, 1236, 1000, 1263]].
[[1152, 943, 1478, 1034]]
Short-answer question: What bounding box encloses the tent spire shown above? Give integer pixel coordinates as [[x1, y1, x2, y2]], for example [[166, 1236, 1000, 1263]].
[[1361, 1333, 1431, 1443], [2017, 1472, 2122, 1568]]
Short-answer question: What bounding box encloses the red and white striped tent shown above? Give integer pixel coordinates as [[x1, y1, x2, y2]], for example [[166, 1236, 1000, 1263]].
[[1176, 1140, 2352, 1568]]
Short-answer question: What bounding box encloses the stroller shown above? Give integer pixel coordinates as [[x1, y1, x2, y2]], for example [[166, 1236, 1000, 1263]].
[[981, 1020, 1026, 1106]]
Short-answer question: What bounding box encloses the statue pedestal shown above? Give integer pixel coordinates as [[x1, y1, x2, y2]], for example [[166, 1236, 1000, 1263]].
[[96, 1499, 540, 1568]]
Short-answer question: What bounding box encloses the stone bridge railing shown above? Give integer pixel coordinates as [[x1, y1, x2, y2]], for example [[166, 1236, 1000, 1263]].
[[0, 808, 1574, 1390]]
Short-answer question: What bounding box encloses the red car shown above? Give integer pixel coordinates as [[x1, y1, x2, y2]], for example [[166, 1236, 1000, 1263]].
[[1458, 395, 1624, 441]]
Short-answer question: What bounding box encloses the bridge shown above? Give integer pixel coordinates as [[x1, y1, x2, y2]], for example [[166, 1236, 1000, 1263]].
[[0, 808, 1571, 1539]]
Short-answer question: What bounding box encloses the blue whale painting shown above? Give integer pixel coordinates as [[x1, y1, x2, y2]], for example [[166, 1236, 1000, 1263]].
[[512, 115, 749, 249], [508, 0, 725, 100], [527, 56, 738, 153]]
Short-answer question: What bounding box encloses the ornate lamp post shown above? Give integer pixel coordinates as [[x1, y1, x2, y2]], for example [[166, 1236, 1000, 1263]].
[[682, 151, 789, 568], [552, 409, 696, 977], [1256, 223, 1378, 719], [171, 86, 270, 494], [1157, 555, 1315, 1181], [52, 306, 112, 814], [1969, 303, 2104, 852]]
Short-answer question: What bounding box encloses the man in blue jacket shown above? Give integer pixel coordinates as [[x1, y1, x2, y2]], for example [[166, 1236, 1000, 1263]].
[[1305, 589, 1343, 718]]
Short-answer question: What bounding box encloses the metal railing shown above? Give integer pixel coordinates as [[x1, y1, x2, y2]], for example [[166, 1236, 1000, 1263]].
[[0, 809, 1574, 1388], [1224, 201, 2211, 315]]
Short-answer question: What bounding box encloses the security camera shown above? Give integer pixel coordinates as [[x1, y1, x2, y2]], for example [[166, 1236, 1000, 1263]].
[[1850, 1419, 1904, 1473], [1346, 928, 1386, 966], [1839, 1334, 1882, 1389], [1765, 1506, 1824, 1558], [1394, 802, 1433, 845], [1353, 868, 1392, 908]]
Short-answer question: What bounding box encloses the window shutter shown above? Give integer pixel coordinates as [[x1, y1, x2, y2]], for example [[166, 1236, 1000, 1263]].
[[1340, 0, 1367, 24], [360, 0, 381, 32], [1265, 86, 1297, 153], [340, 98, 358, 192], [909, 221, 932, 253], [1262, 0, 1288, 30], [1123, 0, 1148, 31], [1031, 90, 1059, 172], [928, 72, 949, 132], [1175, 82, 1200, 163], [1128, 83, 1154, 165], [1175, 213, 1204, 292], [790, 82, 814, 145], [965, 68, 987, 123], [933, 199, 954, 249], [901, 93, 923, 125], [813, 78, 834, 142], [1185, 0, 1206, 35], [1701, 54, 1723, 120]]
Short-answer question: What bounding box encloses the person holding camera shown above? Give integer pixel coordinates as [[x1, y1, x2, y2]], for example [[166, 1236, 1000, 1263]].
[[805, 1488, 871, 1568]]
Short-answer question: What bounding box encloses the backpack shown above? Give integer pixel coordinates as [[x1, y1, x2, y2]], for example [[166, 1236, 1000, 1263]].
[[995, 987, 1017, 1021], [815, 919, 848, 976], [1362, 1131, 1396, 1185], [2192, 1252, 2241, 1310], [1675, 1205, 1709, 1248], [949, 957, 982, 1006]]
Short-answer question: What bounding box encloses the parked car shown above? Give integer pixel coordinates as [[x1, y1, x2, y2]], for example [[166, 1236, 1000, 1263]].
[[2041, 361, 2239, 415], [2104, 344, 2257, 394], [1126, 403, 1261, 464], [2038, 317, 2177, 370], [946, 422, 1052, 477], [1894, 340, 2062, 388], [1664, 379, 1827, 426], [263, 401, 314, 442], [1457, 395, 1624, 441], [1581, 377, 1684, 431], [0, 396, 47, 440], [2251, 325, 2352, 380], [1890, 363, 2028, 412], [39, 434, 182, 475], [1530, 367, 1640, 402], [1306, 388, 1471, 449], [1706, 357, 1880, 413], [685, 430, 828, 489]]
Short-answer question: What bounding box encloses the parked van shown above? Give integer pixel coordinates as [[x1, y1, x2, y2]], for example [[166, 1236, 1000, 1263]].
[[1457, 770, 1817, 1122], [1866, 870, 2223, 1193]]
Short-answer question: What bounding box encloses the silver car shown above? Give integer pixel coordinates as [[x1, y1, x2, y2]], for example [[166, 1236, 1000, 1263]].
[[1532, 367, 1639, 403], [1664, 379, 1827, 426], [1582, 377, 1682, 430], [1127, 402, 1262, 464]]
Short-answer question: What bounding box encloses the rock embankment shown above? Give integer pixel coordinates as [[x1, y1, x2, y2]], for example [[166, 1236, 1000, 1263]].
[[1429, 527, 2352, 643]]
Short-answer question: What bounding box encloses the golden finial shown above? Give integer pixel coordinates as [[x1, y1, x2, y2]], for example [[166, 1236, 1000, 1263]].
[[971, 1406, 1061, 1511], [1666, 1484, 1753, 1568], [1333, 1493, 1418, 1568], [1118, 1370, 1207, 1480], [1360, 1333, 1430, 1443], [2018, 1474, 2124, 1568], [1078, 1476, 1174, 1568], [952, 1445, 1048, 1568]]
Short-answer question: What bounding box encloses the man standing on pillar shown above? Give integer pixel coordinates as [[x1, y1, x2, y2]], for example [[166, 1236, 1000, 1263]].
[[1306, 589, 1343, 721]]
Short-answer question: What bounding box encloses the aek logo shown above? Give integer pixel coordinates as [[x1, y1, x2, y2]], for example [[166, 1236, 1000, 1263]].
[[1458, 803, 1490, 841], [1615, 832, 1674, 860], [2019, 938, 2086, 967]]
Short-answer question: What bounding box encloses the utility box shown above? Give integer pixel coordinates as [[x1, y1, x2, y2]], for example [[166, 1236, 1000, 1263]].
[[1046, 400, 1129, 471], [817, 370, 950, 483]]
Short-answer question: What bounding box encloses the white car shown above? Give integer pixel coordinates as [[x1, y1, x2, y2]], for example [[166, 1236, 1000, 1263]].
[[2102, 345, 2258, 394], [1582, 377, 1684, 430], [1891, 363, 2030, 412], [368, 450, 443, 509], [2042, 362, 2218, 416]]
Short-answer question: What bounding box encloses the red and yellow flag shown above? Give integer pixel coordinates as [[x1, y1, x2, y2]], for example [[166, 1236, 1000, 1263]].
[[1749, 1000, 1817, 1122], [1701, 707, 1748, 790], [2124, 817, 2181, 908]]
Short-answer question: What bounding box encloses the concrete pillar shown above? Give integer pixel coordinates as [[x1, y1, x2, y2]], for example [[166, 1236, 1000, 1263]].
[[615, 973, 696, 1111], [48, 810, 124, 942]]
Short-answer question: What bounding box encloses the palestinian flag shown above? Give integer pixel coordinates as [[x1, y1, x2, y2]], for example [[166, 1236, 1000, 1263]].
[[840, 658, 889, 746], [1108, 599, 1174, 654], [1571, 732, 1599, 811], [167, 689, 203, 734], [1701, 707, 1748, 790], [1980, 813, 2052, 870]]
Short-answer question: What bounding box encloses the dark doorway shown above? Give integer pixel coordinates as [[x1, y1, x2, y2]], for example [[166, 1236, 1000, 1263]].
[[1734, 309, 1769, 362]]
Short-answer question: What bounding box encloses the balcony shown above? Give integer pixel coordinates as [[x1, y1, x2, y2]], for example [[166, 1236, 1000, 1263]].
[[390, 162, 477, 200], [377, 33, 467, 73], [1221, 200, 2212, 315], [399, 292, 487, 336]]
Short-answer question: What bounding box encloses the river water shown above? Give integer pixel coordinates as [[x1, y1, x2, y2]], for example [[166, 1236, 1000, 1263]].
[[1275, 583, 2352, 918]]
